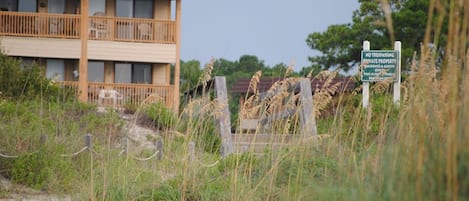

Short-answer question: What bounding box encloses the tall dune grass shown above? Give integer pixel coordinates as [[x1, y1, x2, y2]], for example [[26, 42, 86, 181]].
[[0, 0, 468, 200]]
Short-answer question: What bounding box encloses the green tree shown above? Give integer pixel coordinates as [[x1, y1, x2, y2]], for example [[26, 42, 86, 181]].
[[298, 64, 322, 77], [213, 55, 266, 88], [180, 60, 203, 92], [306, 0, 445, 72]]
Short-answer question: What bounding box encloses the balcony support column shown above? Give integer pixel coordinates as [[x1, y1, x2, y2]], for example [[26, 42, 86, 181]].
[[78, 0, 89, 102], [174, 0, 182, 112]]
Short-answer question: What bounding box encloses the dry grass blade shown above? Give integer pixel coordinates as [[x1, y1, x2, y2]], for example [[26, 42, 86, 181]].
[[371, 78, 393, 94], [198, 58, 215, 87], [241, 70, 263, 119], [284, 64, 294, 78], [248, 70, 262, 95], [312, 70, 340, 118]]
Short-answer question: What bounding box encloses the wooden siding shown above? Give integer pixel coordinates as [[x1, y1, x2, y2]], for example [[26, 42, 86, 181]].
[[154, 0, 171, 19], [104, 62, 114, 83], [88, 40, 176, 63], [152, 63, 169, 84], [0, 36, 176, 63], [0, 36, 80, 58]]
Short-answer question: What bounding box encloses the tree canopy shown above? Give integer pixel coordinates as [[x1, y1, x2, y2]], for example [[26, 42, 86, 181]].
[[180, 55, 299, 93], [306, 0, 446, 72]]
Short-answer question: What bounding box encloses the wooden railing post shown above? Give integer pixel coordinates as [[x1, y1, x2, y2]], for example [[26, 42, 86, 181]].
[[299, 78, 318, 136], [78, 0, 89, 103], [214, 76, 233, 157]]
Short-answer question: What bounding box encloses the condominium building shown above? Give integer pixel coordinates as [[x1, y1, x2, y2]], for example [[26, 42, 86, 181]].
[[0, 0, 181, 109]]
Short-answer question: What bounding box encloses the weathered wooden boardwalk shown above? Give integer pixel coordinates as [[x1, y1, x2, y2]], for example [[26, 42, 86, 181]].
[[213, 77, 318, 157]]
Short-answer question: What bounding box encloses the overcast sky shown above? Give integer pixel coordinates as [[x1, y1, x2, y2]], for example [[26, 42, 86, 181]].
[[180, 0, 360, 71]]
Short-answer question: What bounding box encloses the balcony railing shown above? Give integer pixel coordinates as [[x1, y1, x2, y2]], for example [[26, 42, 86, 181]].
[[89, 16, 176, 43], [0, 11, 80, 38], [0, 11, 176, 44], [61, 81, 174, 108]]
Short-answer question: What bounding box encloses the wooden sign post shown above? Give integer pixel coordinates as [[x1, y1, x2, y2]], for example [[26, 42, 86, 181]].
[[393, 41, 401, 105], [362, 41, 370, 108]]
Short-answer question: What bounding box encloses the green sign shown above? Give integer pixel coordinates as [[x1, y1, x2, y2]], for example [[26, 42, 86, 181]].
[[361, 50, 398, 82]]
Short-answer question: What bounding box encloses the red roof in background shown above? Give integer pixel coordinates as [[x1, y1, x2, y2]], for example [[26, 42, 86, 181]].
[[231, 77, 357, 94]]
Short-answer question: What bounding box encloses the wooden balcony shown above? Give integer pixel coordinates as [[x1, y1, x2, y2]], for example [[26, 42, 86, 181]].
[[61, 81, 175, 108], [0, 11, 176, 44], [89, 16, 176, 44], [0, 11, 80, 38]]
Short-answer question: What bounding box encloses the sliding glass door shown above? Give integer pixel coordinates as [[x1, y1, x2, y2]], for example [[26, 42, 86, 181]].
[[0, 0, 36, 12], [0, 0, 17, 11], [132, 64, 152, 84], [116, 0, 153, 18], [116, 0, 154, 40], [46, 59, 65, 81], [89, 0, 105, 16], [115, 63, 152, 84], [48, 0, 65, 34], [134, 0, 153, 19], [18, 0, 36, 12], [48, 0, 65, 14]]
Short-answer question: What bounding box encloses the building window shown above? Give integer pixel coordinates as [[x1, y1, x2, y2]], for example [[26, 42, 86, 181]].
[[115, 63, 152, 84], [48, 0, 65, 14], [88, 61, 104, 82], [19, 0, 36, 12], [89, 0, 105, 16], [0, 0, 18, 11], [116, 0, 153, 19], [132, 64, 152, 84], [46, 59, 64, 81], [19, 57, 35, 69]]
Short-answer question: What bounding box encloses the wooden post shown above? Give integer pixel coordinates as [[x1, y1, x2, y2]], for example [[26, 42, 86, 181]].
[[122, 136, 129, 155], [188, 141, 195, 162], [40, 134, 48, 146], [85, 134, 92, 150], [214, 76, 233, 157], [173, 0, 182, 112], [78, 0, 89, 102], [156, 140, 163, 160], [299, 78, 317, 136], [393, 41, 401, 106], [362, 41, 370, 109]]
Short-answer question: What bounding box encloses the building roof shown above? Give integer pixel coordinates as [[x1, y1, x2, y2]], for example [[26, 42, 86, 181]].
[[231, 77, 357, 94]]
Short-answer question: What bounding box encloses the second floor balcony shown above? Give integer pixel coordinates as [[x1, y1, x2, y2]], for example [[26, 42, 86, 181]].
[[0, 11, 176, 44]]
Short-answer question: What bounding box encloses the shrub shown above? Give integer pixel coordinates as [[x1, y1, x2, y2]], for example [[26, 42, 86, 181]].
[[0, 53, 74, 102], [0, 146, 77, 192], [143, 102, 177, 129]]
